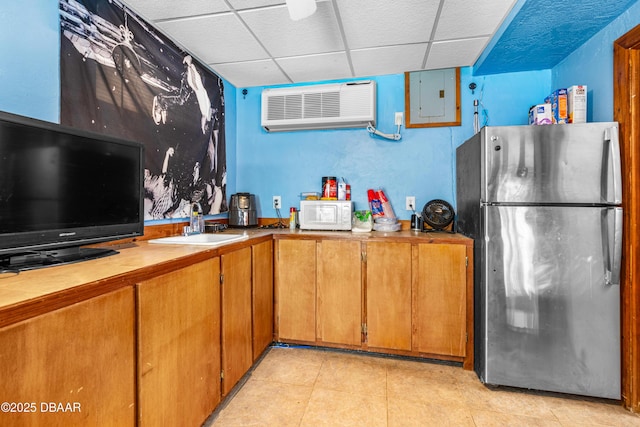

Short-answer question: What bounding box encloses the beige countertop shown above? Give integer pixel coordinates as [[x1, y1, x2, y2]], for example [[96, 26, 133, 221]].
[[0, 228, 471, 327]]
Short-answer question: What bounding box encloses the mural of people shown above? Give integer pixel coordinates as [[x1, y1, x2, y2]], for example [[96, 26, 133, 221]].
[[59, 0, 227, 219], [152, 55, 212, 134]]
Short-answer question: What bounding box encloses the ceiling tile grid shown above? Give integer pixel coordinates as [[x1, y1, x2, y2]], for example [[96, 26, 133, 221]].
[[157, 13, 270, 64], [426, 37, 490, 70], [238, 2, 345, 58], [435, 0, 516, 40], [123, 0, 229, 21], [120, 0, 633, 87], [212, 59, 290, 88], [351, 44, 429, 76], [276, 51, 353, 83], [335, 0, 439, 49]]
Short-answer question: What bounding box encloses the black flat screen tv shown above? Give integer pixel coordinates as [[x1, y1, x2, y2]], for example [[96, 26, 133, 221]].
[[0, 111, 144, 271]]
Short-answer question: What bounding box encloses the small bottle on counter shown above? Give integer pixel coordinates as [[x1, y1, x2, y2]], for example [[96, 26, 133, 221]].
[[338, 178, 347, 200], [289, 207, 297, 230]]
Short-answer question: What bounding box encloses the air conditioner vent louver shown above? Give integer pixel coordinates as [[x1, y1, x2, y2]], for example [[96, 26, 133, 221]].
[[261, 81, 376, 132]]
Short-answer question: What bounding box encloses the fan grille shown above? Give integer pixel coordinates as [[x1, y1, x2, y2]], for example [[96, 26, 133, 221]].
[[422, 199, 454, 230]]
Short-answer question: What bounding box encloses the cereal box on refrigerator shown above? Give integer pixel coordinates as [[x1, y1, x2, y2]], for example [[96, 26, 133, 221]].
[[547, 88, 568, 124], [567, 85, 587, 123]]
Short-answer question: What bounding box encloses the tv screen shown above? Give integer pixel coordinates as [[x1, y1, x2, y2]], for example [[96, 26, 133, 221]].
[[0, 111, 144, 270]]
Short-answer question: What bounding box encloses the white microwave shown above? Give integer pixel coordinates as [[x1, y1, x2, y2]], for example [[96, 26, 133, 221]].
[[299, 200, 353, 231]]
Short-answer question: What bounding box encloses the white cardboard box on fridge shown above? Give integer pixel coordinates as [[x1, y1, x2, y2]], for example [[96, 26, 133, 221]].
[[568, 85, 587, 123]]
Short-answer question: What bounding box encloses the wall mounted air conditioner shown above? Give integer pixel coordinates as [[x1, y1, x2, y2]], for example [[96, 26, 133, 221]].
[[261, 80, 376, 132]]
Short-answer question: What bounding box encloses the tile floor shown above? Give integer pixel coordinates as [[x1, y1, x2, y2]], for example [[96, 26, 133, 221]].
[[206, 346, 640, 427]]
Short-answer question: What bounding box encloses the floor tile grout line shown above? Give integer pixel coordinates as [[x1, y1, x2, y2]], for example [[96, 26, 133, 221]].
[[296, 349, 327, 427]]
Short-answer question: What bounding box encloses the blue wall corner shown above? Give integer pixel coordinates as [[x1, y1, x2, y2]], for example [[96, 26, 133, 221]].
[[0, 0, 60, 123], [2, 1, 639, 223]]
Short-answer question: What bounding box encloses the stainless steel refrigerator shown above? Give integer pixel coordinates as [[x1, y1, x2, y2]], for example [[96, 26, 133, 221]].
[[456, 123, 622, 399]]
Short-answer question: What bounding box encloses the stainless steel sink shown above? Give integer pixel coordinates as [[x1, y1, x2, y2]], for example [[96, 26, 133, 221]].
[[148, 233, 248, 246]]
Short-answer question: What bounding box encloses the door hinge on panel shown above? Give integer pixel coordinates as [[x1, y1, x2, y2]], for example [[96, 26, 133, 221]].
[[220, 370, 224, 380], [465, 256, 468, 267], [220, 274, 224, 284], [361, 252, 367, 263]]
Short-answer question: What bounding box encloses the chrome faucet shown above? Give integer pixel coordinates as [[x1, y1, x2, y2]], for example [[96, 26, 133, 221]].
[[186, 202, 204, 235]]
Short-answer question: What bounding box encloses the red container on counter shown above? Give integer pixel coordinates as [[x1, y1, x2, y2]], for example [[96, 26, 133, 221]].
[[322, 176, 337, 199]]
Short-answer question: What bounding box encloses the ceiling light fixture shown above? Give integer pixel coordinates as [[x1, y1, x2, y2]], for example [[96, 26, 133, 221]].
[[285, 0, 317, 21]]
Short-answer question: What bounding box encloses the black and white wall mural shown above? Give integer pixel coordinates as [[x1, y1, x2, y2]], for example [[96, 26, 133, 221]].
[[59, 0, 227, 220]]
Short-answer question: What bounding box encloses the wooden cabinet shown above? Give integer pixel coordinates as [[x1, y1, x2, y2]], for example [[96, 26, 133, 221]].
[[0, 287, 135, 427], [317, 239, 362, 347], [137, 259, 220, 427], [414, 243, 468, 357], [365, 241, 413, 351], [275, 235, 472, 367], [220, 247, 253, 396], [275, 239, 317, 342], [252, 240, 274, 360], [0, 231, 473, 427], [276, 238, 363, 347]]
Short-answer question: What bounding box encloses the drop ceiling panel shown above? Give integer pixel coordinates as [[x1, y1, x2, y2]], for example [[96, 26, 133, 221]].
[[212, 60, 290, 87], [119, 0, 631, 87], [227, 0, 285, 9], [336, 0, 439, 49], [239, 2, 344, 57], [426, 38, 489, 70], [157, 14, 269, 64], [435, 0, 517, 40], [277, 52, 353, 83], [351, 44, 429, 77], [124, 0, 228, 21]]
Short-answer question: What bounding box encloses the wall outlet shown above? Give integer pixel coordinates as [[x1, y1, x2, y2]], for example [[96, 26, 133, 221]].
[[272, 196, 281, 210], [406, 196, 416, 211], [395, 112, 404, 126]]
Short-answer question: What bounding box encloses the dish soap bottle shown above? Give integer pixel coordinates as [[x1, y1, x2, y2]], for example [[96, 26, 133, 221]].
[[289, 207, 297, 230], [190, 202, 204, 233]]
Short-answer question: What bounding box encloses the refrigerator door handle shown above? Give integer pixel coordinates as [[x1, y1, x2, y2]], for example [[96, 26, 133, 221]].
[[605, 207, 623, 286], [605, 127, 622, 204]]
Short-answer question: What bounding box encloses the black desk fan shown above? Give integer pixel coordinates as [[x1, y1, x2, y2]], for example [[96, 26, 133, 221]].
[[421, 199, 455, 232]]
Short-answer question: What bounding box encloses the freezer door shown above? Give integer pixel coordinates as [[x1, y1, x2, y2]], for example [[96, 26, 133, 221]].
[[481, 205, 621, 399], [482, 123, 621, 204]]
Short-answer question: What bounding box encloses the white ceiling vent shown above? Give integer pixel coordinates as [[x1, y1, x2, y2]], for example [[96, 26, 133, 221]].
[[261, 80, 376, 132]]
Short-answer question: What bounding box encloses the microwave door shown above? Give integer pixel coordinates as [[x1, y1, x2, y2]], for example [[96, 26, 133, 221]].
[[299, 201, 352, 230]]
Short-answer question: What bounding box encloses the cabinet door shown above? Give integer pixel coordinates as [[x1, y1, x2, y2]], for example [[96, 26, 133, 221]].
[[366, 241, 412, 351], [221, 247, 253, 396], [317, 239, 362, 346], [252, 240, 274, 360], [415, 244, 467, 356], [0, 287, 136, 427], [137, 259, 220, 427], [275, 239, 316, 342]]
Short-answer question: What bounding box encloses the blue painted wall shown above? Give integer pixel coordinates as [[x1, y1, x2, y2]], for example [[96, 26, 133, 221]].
[[0, 0, 59, 122], [551, 0, 640, 122], [1, 1, 639, 222], [236, 69, 549, 219]]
